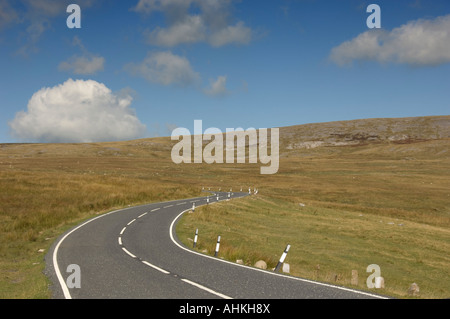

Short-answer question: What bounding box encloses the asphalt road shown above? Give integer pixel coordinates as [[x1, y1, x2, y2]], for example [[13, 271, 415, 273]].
[[45, 191, 386, 299]]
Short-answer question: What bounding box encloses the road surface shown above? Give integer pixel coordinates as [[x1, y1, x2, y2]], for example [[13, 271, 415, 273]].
[[45, 191, 386, 299]]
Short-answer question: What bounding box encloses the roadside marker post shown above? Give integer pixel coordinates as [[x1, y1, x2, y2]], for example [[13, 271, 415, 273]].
[[193, 229, 198, 248], [214, 235, 221, 257], [275, 244, 291, 272]]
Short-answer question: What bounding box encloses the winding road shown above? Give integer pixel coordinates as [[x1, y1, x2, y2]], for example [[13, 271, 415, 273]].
[[45, 191, 386, 299]]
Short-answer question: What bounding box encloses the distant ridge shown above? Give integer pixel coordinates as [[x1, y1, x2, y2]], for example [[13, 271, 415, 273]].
[[279, 115, 450, 149]]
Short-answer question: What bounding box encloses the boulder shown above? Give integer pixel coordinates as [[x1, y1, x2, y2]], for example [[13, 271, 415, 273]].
[[408, 283, 420, 296], [254, 260, 267, 270]]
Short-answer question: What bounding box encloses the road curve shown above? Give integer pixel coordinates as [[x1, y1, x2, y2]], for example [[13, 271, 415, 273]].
[[45, 191, 386, 299]]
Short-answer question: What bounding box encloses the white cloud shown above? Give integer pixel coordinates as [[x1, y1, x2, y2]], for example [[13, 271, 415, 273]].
[[124, 51, 200, 86], [147, 15, 206, 47], [208, 21, 252, 47], [9, 79, 147, 143], [330, 14, 450, 67], [133, 0, 252, 47], [59, 36, 105, 75], [203, 75, 229, 97], [59, 55, 105, 75]]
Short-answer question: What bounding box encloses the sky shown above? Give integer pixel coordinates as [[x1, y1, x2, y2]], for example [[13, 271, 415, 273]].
[[0, 0, 449, 143]]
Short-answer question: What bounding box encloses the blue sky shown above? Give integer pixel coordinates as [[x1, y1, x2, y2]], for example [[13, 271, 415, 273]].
[[0, 0, 449, 143]]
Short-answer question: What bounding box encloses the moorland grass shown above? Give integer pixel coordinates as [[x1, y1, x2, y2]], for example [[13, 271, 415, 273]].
[[1, 125, 449, 299]]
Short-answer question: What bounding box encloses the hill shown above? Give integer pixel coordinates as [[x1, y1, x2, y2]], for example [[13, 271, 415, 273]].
[[0, 115, 449, 299]]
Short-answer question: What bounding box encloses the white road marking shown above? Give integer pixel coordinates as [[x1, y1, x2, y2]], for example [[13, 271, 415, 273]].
[[138, 212, 148, 218], [127, 219, 136, 226], [118, 237, 122, 245], [141, 261, 170, 275], [52, 208, 125, 299], [181, 279, 232, 299], [169, 207, 387, 300], [151, 208, 160, 212], [120, 227, 126, 235], [122, 247, 136, 258], [164, 205, 173, 208]]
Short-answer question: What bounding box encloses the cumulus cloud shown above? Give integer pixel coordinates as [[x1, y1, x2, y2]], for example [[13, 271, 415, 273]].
[[330, 14, 450, 67], [146, 15, 207, 47], [203, 75, 229, 97], [133, 0, 252, 47], [208, 22, 252, 47], [9, 79, 147, 143], [124, 51, 200, 86], [59, 55, 105, 75], [59, 36, 105, 75]]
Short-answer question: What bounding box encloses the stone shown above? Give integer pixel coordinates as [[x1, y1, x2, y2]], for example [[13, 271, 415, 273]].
[[236, 259, 244, 265], [408, 283, 420, 296], [254, 260, 267, 270], [282, 263, 290, 273]]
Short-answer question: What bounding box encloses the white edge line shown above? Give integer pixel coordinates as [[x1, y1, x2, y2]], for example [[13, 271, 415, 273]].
[[169, 207, 388, 300], [51, 197, 210, 299], [52, 209, 119, 299], [181, 279, 232, 299], [142, 261, 171, 274]]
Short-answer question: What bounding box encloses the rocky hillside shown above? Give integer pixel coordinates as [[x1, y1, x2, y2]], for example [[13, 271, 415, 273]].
[[280, 115, 450, 149]]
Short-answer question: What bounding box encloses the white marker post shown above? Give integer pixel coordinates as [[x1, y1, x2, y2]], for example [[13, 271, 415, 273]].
[[207, 196, 210, 204], [214, 235, 221, 257], [193, 229, 198, 248], [192, 203, 195, 211], [275, 244, 291, 272]]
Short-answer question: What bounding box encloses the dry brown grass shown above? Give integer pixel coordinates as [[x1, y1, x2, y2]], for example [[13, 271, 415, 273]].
[[1, 116, 449, 298]]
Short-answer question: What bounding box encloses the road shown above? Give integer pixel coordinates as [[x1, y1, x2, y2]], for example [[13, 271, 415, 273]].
[[45, 191, 386, 299]]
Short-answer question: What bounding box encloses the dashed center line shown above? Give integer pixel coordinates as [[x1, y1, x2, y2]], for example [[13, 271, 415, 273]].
[[142, 261, 170, 275], [122, 247, 136, 258], [117, 195, 236, 299]]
